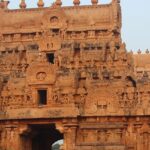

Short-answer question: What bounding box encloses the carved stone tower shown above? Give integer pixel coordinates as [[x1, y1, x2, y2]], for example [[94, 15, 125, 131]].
[[0, 0, 150, 150]]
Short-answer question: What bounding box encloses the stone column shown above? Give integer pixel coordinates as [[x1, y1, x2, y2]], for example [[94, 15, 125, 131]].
[[143, 132, 149, 150], [18, 125, 32, 150], [0, 126, 2, 149], [148, 132, 150, 150], [0, 124, 33, 150], [125, 123, 136, 149], [139, 123, 150, 150], [135, 124, 143, 150], [0, 125, 21, 150], [64, 126, 77, 150]]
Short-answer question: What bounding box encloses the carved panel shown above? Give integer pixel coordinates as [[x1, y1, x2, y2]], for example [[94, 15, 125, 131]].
[[26, 54, 56, 85]]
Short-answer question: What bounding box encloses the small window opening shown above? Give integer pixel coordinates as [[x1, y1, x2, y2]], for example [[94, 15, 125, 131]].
[[52, 29, 60, 36], [84, 47, 89, 50], [47, 53, 55, 64], [3, 76, 9, 83], [97, 44, 102, 50], [1, 51, 6, 55], [115, 45, 120, 50], [74, 43, 80, 50], [103, 70, 110, 80], [74, 43, 80, 55], [90, 44, 95, 50], [114, 76, 122, 80], [92, 72, 99, 80], [79, 77, 86, 81], [38, 90, 47, 105], [74, 48, 80, 56], [61, 43, 65, 49], [106, 45, 110, 50]]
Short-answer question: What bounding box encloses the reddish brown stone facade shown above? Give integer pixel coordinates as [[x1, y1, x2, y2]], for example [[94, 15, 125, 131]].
[[0, 0, 150, 150]]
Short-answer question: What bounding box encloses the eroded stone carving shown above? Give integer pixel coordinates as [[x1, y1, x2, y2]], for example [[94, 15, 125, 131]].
[[0, 1, 150, 150]]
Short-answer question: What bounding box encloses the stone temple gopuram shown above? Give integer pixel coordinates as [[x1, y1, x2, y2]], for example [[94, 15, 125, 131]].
[[0, 0, 150, 150]]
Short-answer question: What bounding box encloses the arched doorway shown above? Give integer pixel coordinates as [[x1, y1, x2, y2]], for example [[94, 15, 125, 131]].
[[30, 124, 64, 150]]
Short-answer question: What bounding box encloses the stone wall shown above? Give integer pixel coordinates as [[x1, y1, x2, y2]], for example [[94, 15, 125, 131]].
[[0, 0, 150, 150]]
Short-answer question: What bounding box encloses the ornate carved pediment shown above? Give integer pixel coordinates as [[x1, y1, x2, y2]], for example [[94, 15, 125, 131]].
[[38, 34, 62, 51], [39, 9, 68, 52], [42, 8, 68, 29], [85, 88, 117, 115], [27, 65, 56, 85], [26, 53, 56, 85]]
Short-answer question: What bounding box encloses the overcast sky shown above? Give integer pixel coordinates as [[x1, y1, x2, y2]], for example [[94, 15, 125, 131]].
[[7, 0, 150, 51]]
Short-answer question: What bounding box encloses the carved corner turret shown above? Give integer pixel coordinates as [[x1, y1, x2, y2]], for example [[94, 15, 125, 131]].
[[112, 0, 122, 31]]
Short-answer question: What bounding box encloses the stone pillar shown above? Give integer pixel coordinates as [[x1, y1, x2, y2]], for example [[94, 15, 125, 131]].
[[64, 126, 77, 150], [0, 124, 32, 150], [0, 126, 2, 149], [19, 125, 32, 150], [140, 123, 150, 150], [0, 125, 21, 150], [143, 132, 149, 150], [148, 133, 150, 150], [135, 124, 143, 150], [125, 123, 136, 149]]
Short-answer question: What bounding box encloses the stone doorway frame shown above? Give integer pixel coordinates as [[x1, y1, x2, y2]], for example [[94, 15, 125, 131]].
[[19, 122, 65, 150]]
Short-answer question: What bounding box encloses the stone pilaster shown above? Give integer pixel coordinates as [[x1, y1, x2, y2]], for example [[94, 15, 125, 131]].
[[64, 125, 77, 150], [0, 125, 21, 150]]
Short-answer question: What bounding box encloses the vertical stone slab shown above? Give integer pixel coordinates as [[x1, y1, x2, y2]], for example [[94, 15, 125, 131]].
[[0, 125, 21, 150], [64, 126, 77, 150]]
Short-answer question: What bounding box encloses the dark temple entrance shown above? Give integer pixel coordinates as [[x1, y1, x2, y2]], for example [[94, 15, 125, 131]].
[[30, 124, 63, 150]]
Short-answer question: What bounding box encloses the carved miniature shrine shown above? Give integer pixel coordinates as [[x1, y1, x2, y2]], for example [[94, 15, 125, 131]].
[[0, 0, 150, 150]]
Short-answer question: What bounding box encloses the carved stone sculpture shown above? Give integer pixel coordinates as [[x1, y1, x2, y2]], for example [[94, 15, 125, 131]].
[[0, 1, 149, 150]]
